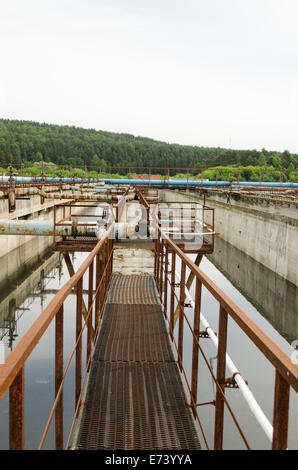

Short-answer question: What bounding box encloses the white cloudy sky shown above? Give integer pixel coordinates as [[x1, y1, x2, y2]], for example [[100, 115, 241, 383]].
[[0, 0, 298, 152]]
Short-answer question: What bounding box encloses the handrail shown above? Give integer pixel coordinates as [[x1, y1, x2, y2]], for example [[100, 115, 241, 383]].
[[0, 223, 114, 449], [154, 216, 298, 450], [158, 225, 298, 390]]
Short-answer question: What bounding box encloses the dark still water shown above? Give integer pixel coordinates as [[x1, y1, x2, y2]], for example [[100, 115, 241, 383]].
[[0, 236, 297, 450], [0, 249, 91, 450]]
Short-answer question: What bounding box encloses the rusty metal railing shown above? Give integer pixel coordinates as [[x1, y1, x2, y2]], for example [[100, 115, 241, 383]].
[[154, 217, 298, 450], [0, 224, 114, 449]]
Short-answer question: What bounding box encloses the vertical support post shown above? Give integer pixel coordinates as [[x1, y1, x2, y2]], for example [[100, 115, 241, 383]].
[[154, 237, 157, 282], [87, 261, 94, 365], [53, 205, 56, 250], [156, 235, 160, 289], [101, 242, 106, 305], [163, 243, 168, 318], [9, 367, 24, 450], [169, 251, 176, 341], [272, 370, 290, 450], [75, 277, 83, 409], [55, 305, 64, 450], [214, 305, 228, 450], [159, 239, 164, 297], [109, 238, 113, 282], [190, 278, 202, 415], [99, 252, 104, 318], [104, 239, 108, 297], [178, 261, 186, 371], [95, 252, 100, 332]]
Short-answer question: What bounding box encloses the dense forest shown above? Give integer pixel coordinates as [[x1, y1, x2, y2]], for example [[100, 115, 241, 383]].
[[0, 118, 297, 181]]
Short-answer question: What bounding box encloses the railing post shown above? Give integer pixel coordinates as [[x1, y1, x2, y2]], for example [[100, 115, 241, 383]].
[[190, 278, 202, 415], [9, 367, 24, 450], [99, 252, 104, 318], [109, 238, 113, 280], [169, 251, 176, 341], [156, 235, 160, 291], [159, 239, 164, 297], [95, 252, 100, 332], [163, 243, 168, 319], [55, 304, 64, 450], [154, 237, 157, 282], [272, 370, 290, 450], [87, 261, 94, 365], [101, 241, 106, 304], [104, 239, 108, 298], [178, 261, 186, 371], [75, 277, 83, 409], [214, 305, 228, 450]]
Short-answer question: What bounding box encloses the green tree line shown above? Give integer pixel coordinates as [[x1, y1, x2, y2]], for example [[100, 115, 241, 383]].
[[0, 119, 297, 181]]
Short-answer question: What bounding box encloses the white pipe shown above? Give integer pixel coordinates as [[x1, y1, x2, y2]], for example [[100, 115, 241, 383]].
[[173, 267, 274, 443]]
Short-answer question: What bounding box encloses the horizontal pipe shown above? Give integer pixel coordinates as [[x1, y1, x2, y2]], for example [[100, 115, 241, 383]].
[[101, 178, 298, 188], [0, 220, 97, 237], [0, 219, 146, 239], [27, 188, 119, 201], [0, 176, 297, 188]]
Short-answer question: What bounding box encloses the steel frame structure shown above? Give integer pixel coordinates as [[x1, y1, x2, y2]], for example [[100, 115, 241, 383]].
[[0, 186, 297, 450], [0, 225, 114, 449], [154, 217, 298, 450]]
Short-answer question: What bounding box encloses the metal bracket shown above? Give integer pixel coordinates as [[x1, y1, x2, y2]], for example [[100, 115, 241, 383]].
[[198, 330, 210, 338], [224, 373, 248, 389]]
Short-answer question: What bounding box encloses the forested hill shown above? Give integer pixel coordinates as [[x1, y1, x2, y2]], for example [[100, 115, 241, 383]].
[[0, 118, 297, 173]]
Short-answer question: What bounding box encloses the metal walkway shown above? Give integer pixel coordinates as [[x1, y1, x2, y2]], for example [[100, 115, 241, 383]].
[[73, 274, 201, 450]]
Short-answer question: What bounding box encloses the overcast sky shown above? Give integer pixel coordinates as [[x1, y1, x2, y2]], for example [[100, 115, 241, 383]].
[[0, 0, 298, 153]]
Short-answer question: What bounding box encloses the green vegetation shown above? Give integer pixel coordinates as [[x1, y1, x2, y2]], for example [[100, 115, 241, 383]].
[[0, 118, 297, 182]]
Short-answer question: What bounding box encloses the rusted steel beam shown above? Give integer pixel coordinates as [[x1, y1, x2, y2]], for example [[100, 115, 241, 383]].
[[178, 261, 186, 372], [0, 225, 114, 447], [55, 305, 64, 450], [173, 253, 203, 327], [272, 370, 290, 450], [159, 239, 164, 297], [9, 367, 24, 450], [95, 253, 100, 333], [163, 244, 169, 319], [169, 251, 176, 341], [190, 278, 202, 416], [156, 223, 298, 394], [75, 278, 83, 409], [87, 261, 94, 365], [214, 306, 228, 450], [63, 252, 95, 340]]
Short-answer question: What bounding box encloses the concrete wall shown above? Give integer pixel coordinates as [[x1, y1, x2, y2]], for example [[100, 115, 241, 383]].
[[207, 237, 298, 343], [0, 196, 67, 293], [159, 189, 298, 286]]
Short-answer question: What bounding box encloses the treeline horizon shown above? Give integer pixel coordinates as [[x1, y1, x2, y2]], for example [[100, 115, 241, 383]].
[[0, 118, 297, 182]]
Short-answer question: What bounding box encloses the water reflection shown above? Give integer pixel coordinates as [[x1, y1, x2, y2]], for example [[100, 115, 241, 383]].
[[207, 237, 298, 345], [0, 251, 63, 362]]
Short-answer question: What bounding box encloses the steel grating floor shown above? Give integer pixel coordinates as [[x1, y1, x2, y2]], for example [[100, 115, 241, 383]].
[[73, 274, 201, 450]]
